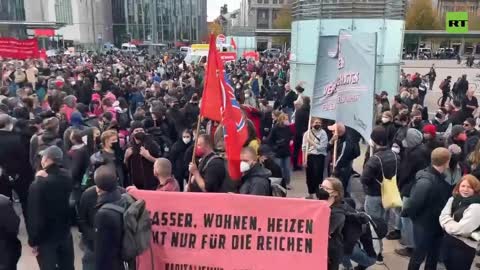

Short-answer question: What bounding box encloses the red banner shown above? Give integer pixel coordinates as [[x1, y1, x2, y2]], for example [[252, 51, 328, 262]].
[[0, 38, 40, 60], [219, 52, 237, 64], [34, 29, 55, 37], [130, 189, 331, 270]]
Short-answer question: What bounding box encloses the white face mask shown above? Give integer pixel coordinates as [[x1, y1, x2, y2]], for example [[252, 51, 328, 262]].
[[240, 161, 251, 173], [381, 117, 390, 124], [183, 137, 191, 144]]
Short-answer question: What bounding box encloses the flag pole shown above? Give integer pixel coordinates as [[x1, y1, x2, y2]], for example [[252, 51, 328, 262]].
[[332, 123, 338, 170], [188, 116, 203, 187]]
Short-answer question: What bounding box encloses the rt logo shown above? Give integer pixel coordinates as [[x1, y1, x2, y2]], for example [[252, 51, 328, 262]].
[[446, 12, 468, 33]]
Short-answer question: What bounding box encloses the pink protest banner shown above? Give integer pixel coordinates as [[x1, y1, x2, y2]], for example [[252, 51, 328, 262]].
[[129, 189, 331, 270], [218, 51, 237, 64], [0, 37, 39, 60]]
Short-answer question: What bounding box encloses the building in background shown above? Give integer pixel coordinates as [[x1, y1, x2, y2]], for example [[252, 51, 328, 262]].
[[437, 0, 480, 16], [23, 0, 113, 47], [233, 0, 293, 50], [0, 0, 27, 38], [111, 0, 208, 47]]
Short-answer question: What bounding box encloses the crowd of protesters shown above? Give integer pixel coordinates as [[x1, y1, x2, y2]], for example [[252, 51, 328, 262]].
[[1, 46, 480, 270]]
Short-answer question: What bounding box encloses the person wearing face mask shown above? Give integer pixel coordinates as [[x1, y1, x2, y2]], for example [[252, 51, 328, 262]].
[[302, 117, 328, 199], [188, 134, 226, 193], [87, 130, 125, 188], [316, 177, 346, 270], [27, 145, 74, 270], [380, 111, 397, 147], [409, 109, 426, 131], [443, 144, 467, 192], [124, 122, 161, 190], [238, 147, 272, 196], [168, 129, 193, 191], [402, 147, 452, 270], [439, 175, 480, 270]]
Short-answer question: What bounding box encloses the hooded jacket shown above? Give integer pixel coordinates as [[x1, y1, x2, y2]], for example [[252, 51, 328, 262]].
[[0, 195, 21, 270], [398, 143, 430, 197], [239, 164, 272, 196]]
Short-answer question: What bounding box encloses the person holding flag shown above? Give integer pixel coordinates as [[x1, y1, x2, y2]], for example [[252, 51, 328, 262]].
[[193, 34, 248, 186]]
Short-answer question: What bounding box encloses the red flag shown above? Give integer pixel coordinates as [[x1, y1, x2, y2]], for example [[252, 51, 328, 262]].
[[199, 34, 223, 122], [230, 37, 237, 50], [221, 78, 248, 180]]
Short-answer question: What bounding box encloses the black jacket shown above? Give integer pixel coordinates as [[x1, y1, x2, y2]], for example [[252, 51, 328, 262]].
[[361, 148, 400, 196], [169, 139, 192, 188], [294, 106, 309, 138], [239, 164, 272, 196], [267, 124, 293, 158], [0, 130, 34, 182], [0, 195, 21, 270], [398, 144, 430, 197], [68, 144, 90, 186], [281, 90, 297, 110], [94, 189, 125, 270], [328, 203, 346, 270], [27, 164, 73, 246], [329, 134, 358, 170], [78, 186, 125, 251], [382, 122, 397, 147], [403, 167, 451, 233], [126, 136, 162, 190]]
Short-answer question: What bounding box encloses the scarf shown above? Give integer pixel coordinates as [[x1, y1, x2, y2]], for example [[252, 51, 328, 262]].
[[451, 194, 480, 222]]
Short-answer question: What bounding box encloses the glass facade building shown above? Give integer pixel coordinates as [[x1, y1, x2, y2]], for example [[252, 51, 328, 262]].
[[0, 0, 26, 37], [111, 0, 207, 46]]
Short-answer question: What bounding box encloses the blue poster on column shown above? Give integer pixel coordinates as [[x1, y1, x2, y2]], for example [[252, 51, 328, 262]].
[[311, 30, 377, 141]]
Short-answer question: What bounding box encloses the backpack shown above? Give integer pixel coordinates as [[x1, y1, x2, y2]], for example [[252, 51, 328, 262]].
[[34, 135, 62, 171], [102, 193, 152, 263], [439, 80, 448, 92]]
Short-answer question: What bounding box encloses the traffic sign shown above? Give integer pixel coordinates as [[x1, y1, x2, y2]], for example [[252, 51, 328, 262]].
[[216, 34, 226, 44]]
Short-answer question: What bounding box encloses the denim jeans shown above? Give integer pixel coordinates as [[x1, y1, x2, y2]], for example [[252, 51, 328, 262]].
[[408, 224, 443, 270], [275, 157, 291, 185], [400, 197, 415, 248], [342, 244, 377, 269], [364, 195, 385, 253]]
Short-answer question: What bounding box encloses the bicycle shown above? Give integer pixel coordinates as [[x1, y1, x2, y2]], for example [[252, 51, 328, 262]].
[[437, 92, 453, 107]]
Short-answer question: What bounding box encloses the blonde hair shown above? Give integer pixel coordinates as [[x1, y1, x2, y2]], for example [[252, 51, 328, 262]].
[[324, 177, 344, 204], [276, 113, 289, 127], [431, 147, 451, 167], [101, 130, 118, 146], [468, 140, 480, 167]]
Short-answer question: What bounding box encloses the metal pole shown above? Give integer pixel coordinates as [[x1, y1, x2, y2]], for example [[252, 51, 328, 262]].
[[91, 0, 96, 45], [125, 0, 129, 40]]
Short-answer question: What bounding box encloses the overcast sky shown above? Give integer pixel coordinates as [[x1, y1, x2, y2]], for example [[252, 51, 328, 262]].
[[207, 0, 241, 21]]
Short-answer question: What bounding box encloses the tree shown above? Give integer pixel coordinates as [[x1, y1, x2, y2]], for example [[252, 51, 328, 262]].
[[405, 0, 441, 30], [470, 14, 480, 30], [208, 21, 223, 36], [272, 7, 292, 45]]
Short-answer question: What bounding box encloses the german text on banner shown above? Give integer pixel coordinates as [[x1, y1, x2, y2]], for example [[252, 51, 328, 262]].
[[130, 189, 331, 270], [0, 38, 39, 60], [311, 30, 377, 140]]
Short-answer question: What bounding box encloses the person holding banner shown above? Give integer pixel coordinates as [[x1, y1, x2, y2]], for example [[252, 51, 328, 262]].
[[328, 123, 359, 197], [239, 147, 272, 196]]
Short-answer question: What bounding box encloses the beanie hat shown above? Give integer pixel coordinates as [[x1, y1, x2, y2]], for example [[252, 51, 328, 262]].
[[370, 126, 387, 146], [451, 125, 465, 138], [422, 124, 437, 138], [402, 128, 423, 148]]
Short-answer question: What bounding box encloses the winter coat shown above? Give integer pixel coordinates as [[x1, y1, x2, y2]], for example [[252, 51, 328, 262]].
[[27, 164, 73, 247], [267, 124, 293, 158], [361, 148, 400, 197], [440, 196, 480, 249], [126, 136, 162, 190], [169, 140, 192, 186], [398, 144, 430, 197], [403, 166, 451, 233], [0, 195, 21, 270], [239, 164, 272, 196]]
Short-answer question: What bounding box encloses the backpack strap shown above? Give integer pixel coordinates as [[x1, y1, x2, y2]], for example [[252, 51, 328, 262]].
[[199, 154, 221, 174]]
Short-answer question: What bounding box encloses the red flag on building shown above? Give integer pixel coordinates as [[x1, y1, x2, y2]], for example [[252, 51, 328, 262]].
[[199, 34, 223, 122], [230, 37, 237, 50], [221, 77, 248, 180]]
